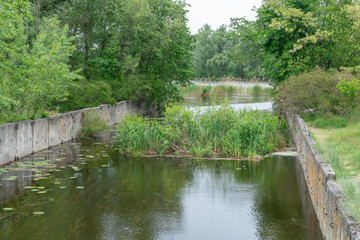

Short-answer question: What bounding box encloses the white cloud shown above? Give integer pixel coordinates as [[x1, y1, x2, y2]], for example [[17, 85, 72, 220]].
[[185, 0, 262, 33]]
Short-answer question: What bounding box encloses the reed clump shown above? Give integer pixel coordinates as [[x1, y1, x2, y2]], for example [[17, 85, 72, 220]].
[[179, 84, 271, 98], [116, 104, 287, 158]]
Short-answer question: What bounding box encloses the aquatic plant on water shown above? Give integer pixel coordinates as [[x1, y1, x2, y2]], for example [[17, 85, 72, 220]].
[[116, 104, 287, 158]]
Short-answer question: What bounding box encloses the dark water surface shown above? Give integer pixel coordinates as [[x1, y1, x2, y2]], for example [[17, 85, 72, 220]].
[[0, 139, 322, 240]]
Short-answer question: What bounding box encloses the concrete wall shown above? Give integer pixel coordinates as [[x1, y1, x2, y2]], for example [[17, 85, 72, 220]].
[[0, 100, 150, 166], [286, 112, 360, 240]]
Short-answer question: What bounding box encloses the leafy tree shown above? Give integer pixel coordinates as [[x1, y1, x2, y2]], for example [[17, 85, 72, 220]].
[[0, 0, 77, 122], [256, 0, 360, 84]]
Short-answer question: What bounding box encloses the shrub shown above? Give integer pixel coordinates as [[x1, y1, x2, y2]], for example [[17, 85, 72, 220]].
[[59, 80, 115, 112], [276, 69, 360, 115], [80, 110, 108, 138]]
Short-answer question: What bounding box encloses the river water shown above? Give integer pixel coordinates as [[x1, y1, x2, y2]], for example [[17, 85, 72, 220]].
[[0, 83, 323, 240]]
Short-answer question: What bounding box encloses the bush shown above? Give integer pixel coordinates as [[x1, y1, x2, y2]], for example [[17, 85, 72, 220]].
[[59, 80, 115, 112], [116, 104, 287, 157], [80, 110, 108, 138], [276, 69, 360, 115]]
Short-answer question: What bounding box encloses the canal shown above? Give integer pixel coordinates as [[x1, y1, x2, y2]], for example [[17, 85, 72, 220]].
[[0, 82, 323, 240]]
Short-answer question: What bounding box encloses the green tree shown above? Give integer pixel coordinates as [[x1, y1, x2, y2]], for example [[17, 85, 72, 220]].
[[0, 0, 77, 122]]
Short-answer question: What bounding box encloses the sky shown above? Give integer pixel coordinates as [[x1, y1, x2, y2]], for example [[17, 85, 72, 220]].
[[185, 0, 263, 34]]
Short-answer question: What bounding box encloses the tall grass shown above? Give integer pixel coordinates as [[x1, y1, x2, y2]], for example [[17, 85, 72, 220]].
[[116, 104, 287, 158], [179, 84, 271, 98]]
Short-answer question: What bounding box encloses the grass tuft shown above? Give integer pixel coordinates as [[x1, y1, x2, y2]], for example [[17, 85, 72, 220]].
[[116, 103, 287, 158]]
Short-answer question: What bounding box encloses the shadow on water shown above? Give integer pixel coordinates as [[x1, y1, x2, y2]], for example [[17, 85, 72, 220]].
[[0, 137, 322, 239]]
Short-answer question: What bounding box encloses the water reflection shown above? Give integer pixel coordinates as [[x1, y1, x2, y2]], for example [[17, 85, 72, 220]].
[[0, 141, 322, 239]]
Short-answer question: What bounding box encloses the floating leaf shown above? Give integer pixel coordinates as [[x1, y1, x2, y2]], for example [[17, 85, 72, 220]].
[[72, 167, 80, 171], [76, 186, 85, 189], [38, 191, 47, 194], [101, 165, 107, 168], [3, 208, 13, 211], [31, 189, 39, 192], [54, 182, 61, 184], [69, 177, 76, 179], [60, 186, 66, 189], [38, 187, 45, 189], [3, 176, 17, 181], [33, 212, 44, 215]]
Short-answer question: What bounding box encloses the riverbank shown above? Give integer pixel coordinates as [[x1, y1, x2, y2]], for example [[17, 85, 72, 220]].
[[286, 111, 360, 240], [302, 109, 360, 222]]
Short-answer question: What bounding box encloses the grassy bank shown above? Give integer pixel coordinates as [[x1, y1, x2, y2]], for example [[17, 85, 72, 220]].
[[179, 84, 272, 98], [303, 109, 360, 221], [115, 104, 287, 158]]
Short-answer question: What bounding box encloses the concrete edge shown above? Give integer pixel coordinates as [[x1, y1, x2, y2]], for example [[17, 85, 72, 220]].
[[286, 111, 360, 240]]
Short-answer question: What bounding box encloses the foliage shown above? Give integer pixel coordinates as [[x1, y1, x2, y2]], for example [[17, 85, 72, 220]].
[[56, 0, 194, 107], [58, 80, 115, 112], [192, 22, 265, 80], [256, 0, 360, 84], [337, 78, 360, 109], [117, 104, 287, 157], [0, 1, 78, 123], [80, 110, 108, 138], [276, 69, 360, 114]]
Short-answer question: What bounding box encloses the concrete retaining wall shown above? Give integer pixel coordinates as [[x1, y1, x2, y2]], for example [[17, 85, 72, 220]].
[[0, 101, 150, 166], [286, 112, 360, 240]]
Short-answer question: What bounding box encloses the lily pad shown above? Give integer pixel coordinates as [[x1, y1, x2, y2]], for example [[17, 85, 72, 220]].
[[72, 167, 80, 171], [3, 176, 17, 181], [38, 191, 47, 194], [3, 208, 13, 211], [76, 186, 85, 189], [33, 212, 44, 215]]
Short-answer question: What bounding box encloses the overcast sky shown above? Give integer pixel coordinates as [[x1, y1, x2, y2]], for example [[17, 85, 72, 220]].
[[185, 0, 263, 34]]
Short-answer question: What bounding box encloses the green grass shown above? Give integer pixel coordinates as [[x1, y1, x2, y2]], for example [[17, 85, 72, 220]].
[[305, 107, 360, 221], [116, 103, 287, 158], [179, 84, 272, 98]]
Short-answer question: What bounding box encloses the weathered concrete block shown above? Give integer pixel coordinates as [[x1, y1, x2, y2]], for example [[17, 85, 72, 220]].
[[33, 118, 49, 152], [48, 116, 62, 147], [116, 101, 129, 122], [0, 123, 17, 165], [16, 120, 33, 158], [99, 105, 111, 126], [60, 113, 72, 143], [108, 104, 117, 125], [69, 110, 83, 139]]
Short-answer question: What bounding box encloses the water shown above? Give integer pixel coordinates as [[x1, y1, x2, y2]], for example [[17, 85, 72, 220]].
[[0, 140, 322, 240], [191, 80, 271, 88], [184, 82, 273, 112]]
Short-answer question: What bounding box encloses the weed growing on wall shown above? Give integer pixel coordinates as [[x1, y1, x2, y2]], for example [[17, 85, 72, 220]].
[[80, 110, 108, 138], [116, 104, 287, 158]]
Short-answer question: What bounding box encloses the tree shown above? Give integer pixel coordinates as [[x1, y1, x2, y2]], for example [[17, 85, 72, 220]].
[[256, 0, 360, 84], [0, 0, 77, 122]]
